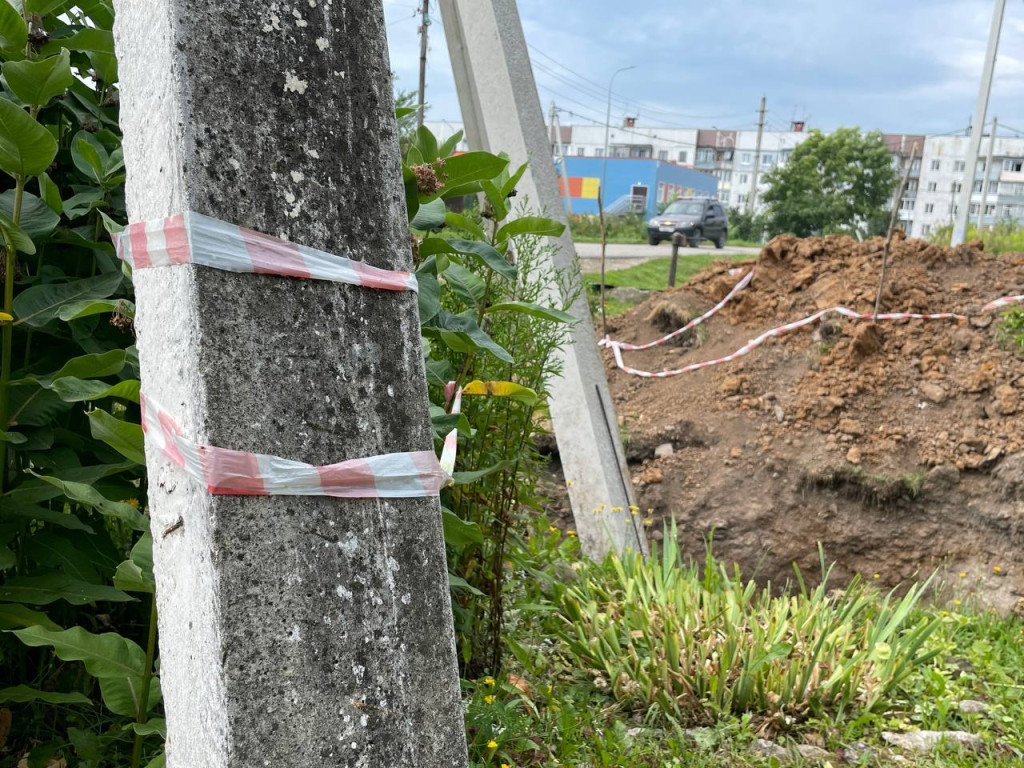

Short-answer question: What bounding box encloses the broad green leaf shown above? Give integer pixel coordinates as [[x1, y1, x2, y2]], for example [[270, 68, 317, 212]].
[[129, 718, 166, 737], [496, 215, 566, 242], [1, 500, 95, 534], [87, 408, 145, 465], [402, 164, 420, 222], [0, 210, 35, 253], [416, 272, 440, 324], [439, 130, 464, 158], [395, 106, 415, 119], [0, 97, 58, 177], [500, 162, 529, 199], [145, 754, 166, 768], [36, 171, 61, 214], [22, 531, 101, 583], [0, 0, 27, 50], [99, 674, 161, 718], [12, 271, 122, 327], [441, 262, 485, 307], [0, 573, 132, 605], [447, 238, 515, 281], [3, 462, 134, 506], [410, 197, 445, 231], [32, 349, 126, 386], [479, 179, 508, 222], [57, 298, 133, 322], [49, 377, 140, 404], [0, 603, 62, 631], [0, 189, 59, 239], [0, 545, 14, 569], [27, 0, 74, 13], [426, 311, 513, 363], [435, 151, 508, 196], [484, 301, 573, 324], [61, 188, 106, 219], [0, 685, 91, 705], [6, 382, 71, 426], [113, 560, 152, 594], [441, 509, 483, 548], [87, 49, 117, 85], [32, 472, 148, 530], [44, 26, 114, 55], [2, 48, 73, 106], [414, 125, 439, 162], [68, 727, 103, 764], [0, 429, 27, 444], [444, 211, 486, 240], [448, 572, 484, 596], [72, 133, 105, 182], [13, 624, 145, 678]]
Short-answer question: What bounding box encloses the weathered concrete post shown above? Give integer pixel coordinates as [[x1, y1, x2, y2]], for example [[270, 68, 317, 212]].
[[112, 2, 467, 766], [437, 0, 645, 558]]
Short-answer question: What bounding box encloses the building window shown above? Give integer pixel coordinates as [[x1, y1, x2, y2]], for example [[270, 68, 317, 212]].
[[911, 159, 921, 172], [930, 159, 941, 171], [738, 173, 749, 185], [577, 147, 585, 156], [678, 150, 688, 163], [922, 224, 932, 235], [1004, 206, 1013, 218], [924, 203, 934, 213], [926, 181, 937, 192], [696, 148, 714, 164], [719, 190, 730, 203], [899, 199, 915, 211], [780, 150, 791, 163], [952, 182, 962, 194], [741, 152, 752, 164], [906, 179, 918, 192], [989, 180, 998, 193], [719, 170, 732, 182], [969, 203, 979, 215], [954, 160, 966, 172], [986, 204, 995, 215], [762, 153, 775, 166], [978, 159, 986, 171], [737, 193, 748, 205], [974, 180, 984, 192], [1004, 159, 1024, 172], [658, 150, 668, 161]]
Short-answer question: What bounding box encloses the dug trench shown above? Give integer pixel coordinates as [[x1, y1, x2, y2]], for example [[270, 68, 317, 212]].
[[543, 233, 1024, 614]]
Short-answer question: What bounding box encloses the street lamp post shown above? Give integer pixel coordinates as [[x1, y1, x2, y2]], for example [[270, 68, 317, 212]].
[[600, 64, 636, 208]]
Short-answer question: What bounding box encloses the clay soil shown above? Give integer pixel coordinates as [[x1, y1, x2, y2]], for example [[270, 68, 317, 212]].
[[590, 234, 1024, 611]]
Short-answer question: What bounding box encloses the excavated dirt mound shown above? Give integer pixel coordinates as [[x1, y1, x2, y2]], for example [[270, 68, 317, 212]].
[[601, 233, 1024, 613]]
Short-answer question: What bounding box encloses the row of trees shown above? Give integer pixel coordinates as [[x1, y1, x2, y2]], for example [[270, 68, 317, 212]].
[[732, 127, 899, 240]]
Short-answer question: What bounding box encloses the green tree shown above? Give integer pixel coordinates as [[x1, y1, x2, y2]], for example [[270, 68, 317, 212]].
[[761, 128, 898, 237]]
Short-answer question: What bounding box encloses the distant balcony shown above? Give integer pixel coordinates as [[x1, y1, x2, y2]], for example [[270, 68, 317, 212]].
[[1000, 170, 1024, 184]]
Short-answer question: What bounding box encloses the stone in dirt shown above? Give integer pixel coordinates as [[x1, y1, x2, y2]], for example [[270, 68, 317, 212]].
[[848, 323, 883, 359], [654, 442, 674, 459], [954, 699, 988, 715], [751, 739, 790, 761], [846, 446, 863, 465], [838, 418, 865, 436], [881, 730, 983, 752], [919, 382, 948, 404], [609, 286, 654, 304]]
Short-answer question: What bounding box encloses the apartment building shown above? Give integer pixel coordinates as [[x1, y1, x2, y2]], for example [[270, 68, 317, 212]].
[[424, 120, 1024, 236]]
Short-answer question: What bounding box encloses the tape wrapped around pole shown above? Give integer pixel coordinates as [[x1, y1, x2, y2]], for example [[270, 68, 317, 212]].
[[116, 211, 419, 292]]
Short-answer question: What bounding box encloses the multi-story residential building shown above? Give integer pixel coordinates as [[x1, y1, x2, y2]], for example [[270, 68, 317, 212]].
[[424, 119, 1024, 238]]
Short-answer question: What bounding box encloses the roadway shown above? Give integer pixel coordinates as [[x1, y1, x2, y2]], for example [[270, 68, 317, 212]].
[[575, 241, 762, 273]]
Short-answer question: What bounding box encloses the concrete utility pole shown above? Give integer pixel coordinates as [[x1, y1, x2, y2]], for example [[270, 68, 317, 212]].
[[549, 102, 573, 215], [417, 0, 431, 127], [437, 0, 645, 559], [748, 94, 766, 214], [112, 3, 467, 766], [978, 116, 998, 230], [953, 0, 1007, 246]]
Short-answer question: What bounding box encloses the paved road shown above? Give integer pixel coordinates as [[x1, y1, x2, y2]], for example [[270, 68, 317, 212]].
[[576, 241, 761, 273]]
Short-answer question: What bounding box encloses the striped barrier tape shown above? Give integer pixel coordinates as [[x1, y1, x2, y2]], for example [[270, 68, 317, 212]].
[[116, 211, 418, 292], [602, 264, 1024, 379], [141, 393, 450, 498], [120, 211, 503, 498]]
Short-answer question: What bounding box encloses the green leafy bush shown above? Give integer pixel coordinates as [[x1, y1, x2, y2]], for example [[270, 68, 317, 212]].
[[567, 213, 647, 244], [929, 220, 1024, 255], [555, 529, 940, 730], [996, 308, 1024, 357]]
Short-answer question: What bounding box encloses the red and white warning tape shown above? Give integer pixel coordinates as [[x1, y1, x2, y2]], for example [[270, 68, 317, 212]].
[[601, 266, 1024, 379], [122, 211, 461, 498], [117, 211, 418, 292], [141, 393, 450, 498]]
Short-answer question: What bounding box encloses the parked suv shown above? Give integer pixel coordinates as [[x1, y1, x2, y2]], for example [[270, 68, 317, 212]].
[[647, 198, 728, 248]]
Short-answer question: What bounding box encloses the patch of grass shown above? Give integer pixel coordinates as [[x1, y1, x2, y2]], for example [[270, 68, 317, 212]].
[[466, 521, 1024, 767], [586, 253, 748, 292], [996, 309, 1024, 357]]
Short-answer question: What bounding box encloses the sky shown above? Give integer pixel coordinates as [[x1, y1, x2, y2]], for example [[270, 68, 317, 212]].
[[383, 0, 1024, 138]]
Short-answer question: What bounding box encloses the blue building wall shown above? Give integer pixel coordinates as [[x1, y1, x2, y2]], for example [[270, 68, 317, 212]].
[[558, 157, 718, 217]]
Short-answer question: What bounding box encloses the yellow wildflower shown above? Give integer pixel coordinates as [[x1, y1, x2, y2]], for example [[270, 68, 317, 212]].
[[959, 571, 967, 578], [548, 526, 558, 533], [0, 312, 13, 323], [611, 506, 623, 512], [502, 764, 512, 768], [483, 677, 495, 686], [566, 480, 573, 486], [873, 573, 880, 579], [487, 740, 498, 749], [630, 509, 638, 516], [954, 599, 962, 606], [628, 505, 639, 510], [484, 695, 495, 704], [643, 519, 653, 526], [993, 566, 1003, 573], [125, 498, 140, 509], [567, 530, 576, 537]]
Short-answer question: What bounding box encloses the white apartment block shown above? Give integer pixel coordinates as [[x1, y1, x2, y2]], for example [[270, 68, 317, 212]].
[[424, 119, 1024, 237]]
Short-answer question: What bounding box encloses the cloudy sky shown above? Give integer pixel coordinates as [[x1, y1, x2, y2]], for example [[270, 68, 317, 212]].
[[383, 0, 1024, 137]]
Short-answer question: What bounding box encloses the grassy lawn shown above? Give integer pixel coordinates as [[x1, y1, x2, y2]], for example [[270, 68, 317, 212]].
[[584, 252, 750, 317]]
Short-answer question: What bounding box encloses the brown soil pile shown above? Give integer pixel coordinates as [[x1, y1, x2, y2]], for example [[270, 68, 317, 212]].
[[601, 233, 1024, 612]]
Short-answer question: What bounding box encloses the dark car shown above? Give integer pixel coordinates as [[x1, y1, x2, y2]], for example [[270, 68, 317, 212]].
[[647, 198, 728, 248]]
